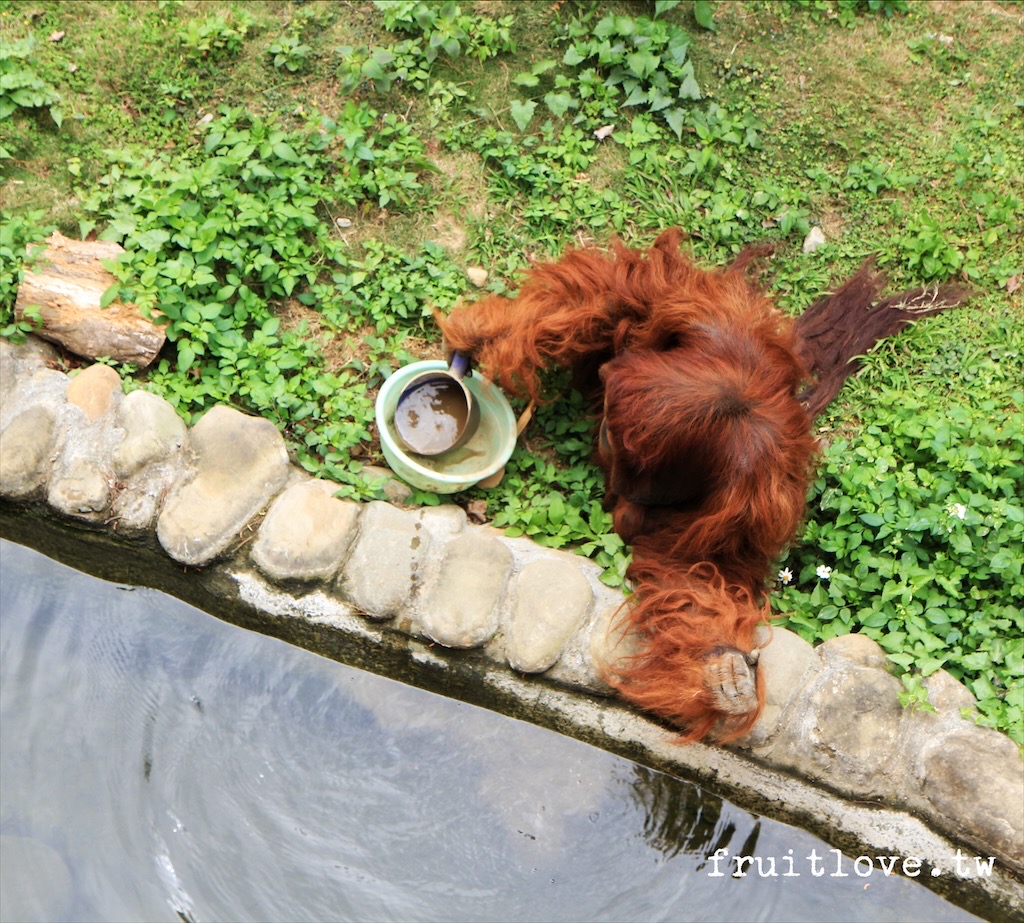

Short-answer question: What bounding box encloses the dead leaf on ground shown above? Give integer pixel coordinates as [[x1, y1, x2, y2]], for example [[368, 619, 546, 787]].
[[466, 499, 489, 524], [48, 30, 65, 42], [1008, 275, 1021, 295]]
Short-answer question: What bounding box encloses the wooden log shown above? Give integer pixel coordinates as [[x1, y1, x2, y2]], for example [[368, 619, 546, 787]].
[[14, 231, 166, 367]]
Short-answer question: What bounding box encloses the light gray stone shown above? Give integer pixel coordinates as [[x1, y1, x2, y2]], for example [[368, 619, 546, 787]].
[[42, 364, 125, 522], [741, 625, 820, 748], [48, 460, 111, 517], [0, 407, 55, 497], [157, 405, 291, 566], [418, 532, 512, 648], [361, 464, 414, 504], [0, 338, 20, 403], [252, 479, 360, 583], [545, 580, 627, 694], [0, 337, 59, 406], [507, 557, 592, 673], [818, 632, 891, 671], [339, 501, 426, 620], [99, 390, 188, 533], [109, 480, 168, 534], [925, 668, 978, 717], [0, 365, 68, 438], [417, 503, 468, 539], [20, 336, 62, 367], [587, 601, 637, 689], [113, 389, 186, 477], [794, 664, 906, 799], [920, 726, 1024, 871], [802, 226, 827, 254], [897, 669, 981, 817]]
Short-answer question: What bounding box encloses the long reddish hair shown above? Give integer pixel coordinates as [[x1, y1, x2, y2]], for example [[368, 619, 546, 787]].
[[439, 228, 966, 741]]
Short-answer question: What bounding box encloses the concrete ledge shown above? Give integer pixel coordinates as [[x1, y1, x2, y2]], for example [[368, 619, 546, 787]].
[[1, 338, 1021, 921]]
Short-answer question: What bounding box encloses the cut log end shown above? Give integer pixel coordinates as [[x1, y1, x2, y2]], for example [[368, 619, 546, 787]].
[[14, 232, 166, 368]]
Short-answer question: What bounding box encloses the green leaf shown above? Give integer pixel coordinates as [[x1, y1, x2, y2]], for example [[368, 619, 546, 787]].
[[543, 91, 576, 119], [363, 49, 395, 77], [623, 83, 649, 107], [513, 72, 540, 88], [509, 98, 537, 132], [562, 47, 586, 67], [990, 550, 1021, 576], [272, 142, 299, 162], [548, 492, 565, 526], [862, 610, 889, 629], [649, 89, 674, 112], [694, 0, 716, 31], [677, 70, 701, 100], [133, 228, 171, 252], [177, 343, 196, 373], [654, 0, 682, 16], [99, 283, 120, 309], [626, 50, 660, 80], [664, 107, 687, 138]]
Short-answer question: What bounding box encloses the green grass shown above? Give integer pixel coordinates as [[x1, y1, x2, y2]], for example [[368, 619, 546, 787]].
[[1, 0, 1021, 742]]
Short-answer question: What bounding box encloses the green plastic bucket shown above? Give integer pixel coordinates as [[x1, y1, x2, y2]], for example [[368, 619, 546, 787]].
[[376, 360, 517, 493]]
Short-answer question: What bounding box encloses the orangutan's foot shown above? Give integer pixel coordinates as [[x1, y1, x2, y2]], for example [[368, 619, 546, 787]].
[[704, 647, 759, 716]]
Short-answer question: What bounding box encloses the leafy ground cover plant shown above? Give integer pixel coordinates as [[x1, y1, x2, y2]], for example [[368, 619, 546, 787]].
[[0, 36, 62, 138], [789, 0, 911, 26], [0, 208, 50, 339], [338, 0, 514, 95], [72, 104, 448, 490], [176, 10, 253, 64], [555, 7, 703, 136], [267, 6, 318, 75], [0, 0, 1020, 741], [776, 386, 1023, 740]]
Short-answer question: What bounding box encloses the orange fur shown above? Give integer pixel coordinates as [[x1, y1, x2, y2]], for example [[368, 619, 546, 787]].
[[438, 228, 966, 742], [608, 562, 769, 742]]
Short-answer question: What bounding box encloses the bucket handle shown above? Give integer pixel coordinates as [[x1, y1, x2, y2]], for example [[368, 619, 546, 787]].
[[449, 351, 471, 380]]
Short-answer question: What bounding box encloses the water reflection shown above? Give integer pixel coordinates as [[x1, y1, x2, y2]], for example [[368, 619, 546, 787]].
[[0, 540, 976, 923], [627, 765, 758, 865]]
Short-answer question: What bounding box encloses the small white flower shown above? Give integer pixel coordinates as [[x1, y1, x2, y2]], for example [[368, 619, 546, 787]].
[[816, 565, 832, 581], [778, 567, 793, 585], [946, 502, 967, 520]]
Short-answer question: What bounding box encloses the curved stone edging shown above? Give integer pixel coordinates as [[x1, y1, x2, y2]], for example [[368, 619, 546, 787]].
[[1, 336, 1021, 921]]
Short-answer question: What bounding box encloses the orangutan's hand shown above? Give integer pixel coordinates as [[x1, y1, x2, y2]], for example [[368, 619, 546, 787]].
[[704, 647, 758, 717]]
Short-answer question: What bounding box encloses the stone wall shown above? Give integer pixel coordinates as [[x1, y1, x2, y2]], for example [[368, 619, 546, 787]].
[[1, 336, 1021, 921]]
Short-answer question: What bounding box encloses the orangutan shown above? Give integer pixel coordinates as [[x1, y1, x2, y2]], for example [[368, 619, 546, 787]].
[[438, 229, 967, 741]]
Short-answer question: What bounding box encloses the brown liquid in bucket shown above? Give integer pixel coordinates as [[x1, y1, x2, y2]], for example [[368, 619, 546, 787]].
[[394, 378, 471, 455]]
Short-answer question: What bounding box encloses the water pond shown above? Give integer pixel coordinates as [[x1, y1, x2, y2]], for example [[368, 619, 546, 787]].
[[0, 539, 977, 922]]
